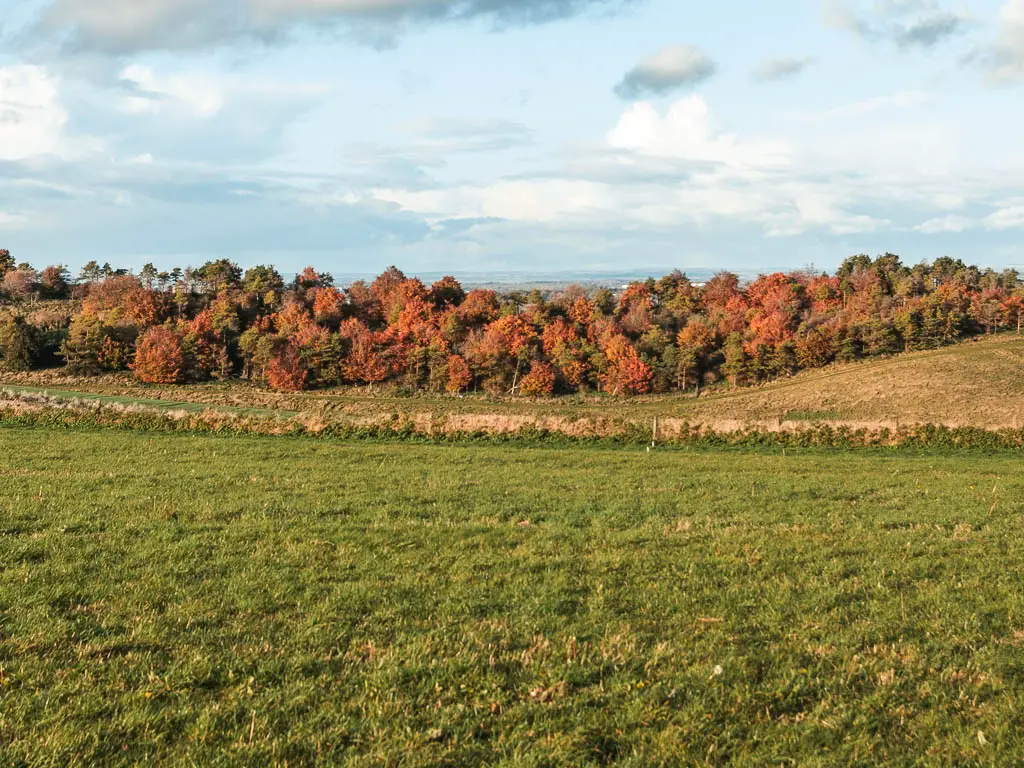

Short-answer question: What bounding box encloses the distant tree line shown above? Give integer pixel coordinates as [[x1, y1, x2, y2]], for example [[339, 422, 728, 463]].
[[0, 248, 1022, 394]]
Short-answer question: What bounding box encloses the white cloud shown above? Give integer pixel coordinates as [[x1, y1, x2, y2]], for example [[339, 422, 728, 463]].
[[396, 117, 535, 153], [913, 214, 975, 233], [606, 96, 792, 170], [374, 179, 614, 223], [0, 212, 31, 229], [376, 96, 898, 239], [985, 200, 1024, 229], [119, 65, 226, 118], [103, 64, 331, 162], [818, 90, 934, 119], [118, 65, 328, 120], [0, 66, 96, 160], [986, 0, 1024, 83], [917, 202, 1024, 233]]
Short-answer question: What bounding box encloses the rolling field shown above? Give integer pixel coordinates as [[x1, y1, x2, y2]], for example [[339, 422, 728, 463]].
[[2, 333, 1023, 434], [3, 427, 1024, 765]]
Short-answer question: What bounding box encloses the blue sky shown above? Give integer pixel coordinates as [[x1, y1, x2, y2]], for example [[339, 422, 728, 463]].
[[1, 0, 1023, 276]]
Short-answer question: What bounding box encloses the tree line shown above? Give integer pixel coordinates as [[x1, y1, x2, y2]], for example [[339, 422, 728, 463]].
[[0, 248, 1021, 395]]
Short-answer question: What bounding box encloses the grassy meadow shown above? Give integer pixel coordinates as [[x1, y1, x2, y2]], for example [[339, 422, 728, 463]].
[[2, 427, 1024, 765]]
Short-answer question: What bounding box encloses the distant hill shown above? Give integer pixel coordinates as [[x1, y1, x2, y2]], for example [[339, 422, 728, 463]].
[[322, 268, 728, 291]]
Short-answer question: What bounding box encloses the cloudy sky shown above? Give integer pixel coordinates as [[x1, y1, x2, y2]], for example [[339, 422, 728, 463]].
[[1, 0, 1023, 276]]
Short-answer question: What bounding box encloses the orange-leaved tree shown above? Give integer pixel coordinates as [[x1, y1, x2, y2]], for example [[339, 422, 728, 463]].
[[445, 354, 472, 394], [265, 343, 308, 392], [519, 361, 556, 397], [600, 334, 653, 396], [132, 326, 184, 384]]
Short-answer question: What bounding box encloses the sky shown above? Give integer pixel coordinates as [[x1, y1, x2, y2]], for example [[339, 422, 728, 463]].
[[0, 0, 1023, 277]]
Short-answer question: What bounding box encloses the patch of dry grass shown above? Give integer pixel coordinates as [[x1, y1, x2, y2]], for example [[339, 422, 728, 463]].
[[687, 334, 1024, 428]]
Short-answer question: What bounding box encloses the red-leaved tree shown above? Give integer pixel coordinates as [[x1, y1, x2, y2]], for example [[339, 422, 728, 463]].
[[132, 326, 184, 384], [265, 343, 308, 392]]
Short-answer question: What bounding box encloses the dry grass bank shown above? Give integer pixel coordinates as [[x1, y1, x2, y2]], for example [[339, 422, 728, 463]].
[[2, 333, 1022, 434]]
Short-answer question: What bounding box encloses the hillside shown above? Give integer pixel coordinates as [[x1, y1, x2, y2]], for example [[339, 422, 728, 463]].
[[2, 333, 1023, 434], [684, 333, 1024, 430]]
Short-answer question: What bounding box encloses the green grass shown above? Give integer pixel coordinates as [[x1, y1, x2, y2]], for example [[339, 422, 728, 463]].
[[2, 428, 1024, 766]]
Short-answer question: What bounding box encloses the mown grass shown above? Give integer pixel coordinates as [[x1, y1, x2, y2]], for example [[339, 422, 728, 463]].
[[2, 428, 1024, 766]]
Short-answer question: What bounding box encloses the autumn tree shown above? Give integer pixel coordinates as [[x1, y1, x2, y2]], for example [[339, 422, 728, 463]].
[[338, 319, 389, 386], [1003, 293, 1024, 335], [370, 266, 408, 324], [676, 319, 715, 391], [519, 361, 556, 397], [39, 266, 70, 299], [542, 317, 591, 391], [3, 267, 38, 300], [703, 271, 741, 311], [313, 287, 345, 328], [794, 326, 836, 369], [445, 354, 472, 394], [457, 289, 501, 327], [181, 310, 221, 381], [599, 335, 653, 396], [569, 296, 596, 326], [294, 267, 334, 305], [617, 283, 654, 337], [133, 326, 185, 384], [265, 343, 308, 392], [465, 315, 537, 395], [345, 280, 382, 327]]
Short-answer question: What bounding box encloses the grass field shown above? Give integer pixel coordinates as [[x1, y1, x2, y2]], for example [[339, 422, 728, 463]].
[[3, 427, 1024, 765]]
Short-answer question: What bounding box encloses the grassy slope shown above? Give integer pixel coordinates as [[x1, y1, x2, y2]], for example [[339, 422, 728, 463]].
[[0, 384, 297, 419], [686, 333, 1024, 428], [2, 334, 1023, 430], [3, 428, 1024, 766]]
